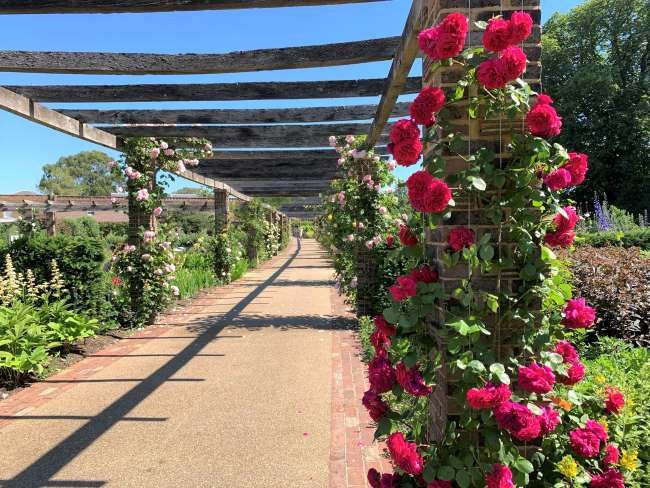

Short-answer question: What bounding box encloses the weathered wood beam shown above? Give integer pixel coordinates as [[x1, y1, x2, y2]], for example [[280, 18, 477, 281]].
[[173, 170, 251, 202], [365, 0, 425, 148], [0, 86, 117, 149], [0, 0, 387, 14], [104, 123, 389, 148], [0, 37, 401, 75], [196, 161, 339, 179], [204, 148, 388, 160], [59, 102, 411, 125], [7, 78, 422, 103]]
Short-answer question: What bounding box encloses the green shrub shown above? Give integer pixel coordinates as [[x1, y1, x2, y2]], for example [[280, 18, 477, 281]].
[[58, 217, 101, 238], [358, 315, 375, 363], [578, 228, 650, 250], [569, 246, 650, 346], [6, 233, 115, 324], [98, 222, 128, 238], [174, 267, 216, 299]]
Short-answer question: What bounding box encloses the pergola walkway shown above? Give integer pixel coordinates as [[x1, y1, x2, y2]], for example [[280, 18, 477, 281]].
[[0, 239, 386, 488]]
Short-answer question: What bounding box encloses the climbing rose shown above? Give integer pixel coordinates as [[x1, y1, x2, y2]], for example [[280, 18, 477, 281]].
[[483, 17, 512, 52], [428, 482, 452, 488], [368, 356, 396, 393], [153, 207, 163, 217], [466, 383, 511, 409], [499, 46, 528, 80], [371, 315, 396, 355], [555, 340, 579, 363], [494, 401, 542, 441], [447, 226, 475, 252], [388, 138, 423, 166], [398, 225, 419, 247], [417, 13, 468, 61], [544, 168, 572, 191], [367, 469, 402, 488], [562, 298, 596, 329], [559, 360, 586, 386], [527, 95, 563, 138], [410, 86, 446, 126], [150, 147, 160, 159], [386, 432, 424, 475], [604, 386, 625, 414], [518, 362, 556, 394], [375, 315, 396, 338], [545, 206, 579, 248], [604, 444, 620, 466], [136, 189, 150, 201], [540, 404, 561, 435], [562, 152, 589, 186], [586, 419, 608, 442], [508, 11, 533, 44], [362, 389, 389, 421], [396, 362, 432, 397], [590, 469, 624, 488], [477, 58, 508, 89], [406, 171, 452, 214], [386, 235, 395, 247], [389, 119, 420, 144], [409, 264, 438, 284], [389, 275, 418, 302], [486, 464, 514, 488], [570, 428, 602, 458]]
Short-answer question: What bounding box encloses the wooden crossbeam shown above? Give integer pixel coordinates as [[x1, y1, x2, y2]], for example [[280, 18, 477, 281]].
[[196, 159, 339, 179], [0, 0, 387, 14], [59, 102, 411, 125], [107, 123, 389, 148], [365, 0, 425, 147], [204, 148, 387, 160], [0, 86, 117, 149], [0, 37, 401, 75], [175, 170, 251, 201], [6, 78, 423, 103]]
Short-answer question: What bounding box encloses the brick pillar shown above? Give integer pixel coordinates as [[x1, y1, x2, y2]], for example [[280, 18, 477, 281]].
[[45, 194, 56, 236], [355, 246, 379, 318], [214, 189, 229, 234], [422, 0, 542, 443]]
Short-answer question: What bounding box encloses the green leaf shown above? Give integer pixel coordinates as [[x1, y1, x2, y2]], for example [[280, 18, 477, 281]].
[[514, 458, 535, 474], [470, 176, 487, 191], [438, 465, 455, 481], [479, 245, 495, 262], [456, 469, 471, 488]]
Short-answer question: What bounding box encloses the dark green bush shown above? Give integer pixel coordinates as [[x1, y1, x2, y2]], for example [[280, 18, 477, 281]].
[[6, 233, 115, 325], [578, 228, 650, 250], [569, 246, 650, 346], [58, 217, 101, 238], [98, 222, 128, 238]]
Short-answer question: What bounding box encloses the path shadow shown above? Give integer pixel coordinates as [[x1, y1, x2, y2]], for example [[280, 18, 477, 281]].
[[1, 242, 304, 487]]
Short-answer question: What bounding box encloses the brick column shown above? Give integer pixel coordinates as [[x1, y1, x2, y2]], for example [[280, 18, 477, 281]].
[[422, 0, 541, 443], [45, 194, 56, 236], [355, 246, 379, 318], [214, 189, 229, 235]]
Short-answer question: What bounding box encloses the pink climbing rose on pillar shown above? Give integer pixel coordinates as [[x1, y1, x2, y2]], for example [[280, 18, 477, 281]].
[[518, 362, 556, 394], [386, 432, 424, 475], [466, 383, 512, 410], [494, 401, 542, 441], [562, 298, 596, 329], [486, 464, 514, 488]]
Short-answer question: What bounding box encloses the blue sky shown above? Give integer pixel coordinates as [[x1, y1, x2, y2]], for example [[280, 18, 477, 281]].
[[0, 0, 580, 194]]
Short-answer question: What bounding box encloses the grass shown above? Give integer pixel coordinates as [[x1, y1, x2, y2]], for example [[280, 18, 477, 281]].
[[174, 268, 217, 299]]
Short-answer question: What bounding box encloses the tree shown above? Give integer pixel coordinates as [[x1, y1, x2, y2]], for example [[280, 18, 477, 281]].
[[542, 0, 650, 214], [39, 151, 123, 196]]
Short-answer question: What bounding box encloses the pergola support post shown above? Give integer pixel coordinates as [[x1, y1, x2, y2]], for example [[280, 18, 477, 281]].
[[213, 188, 229, 234], [422, 0, 542, 443], [355, 245, 379, 318], [45, 194, 56, 236]]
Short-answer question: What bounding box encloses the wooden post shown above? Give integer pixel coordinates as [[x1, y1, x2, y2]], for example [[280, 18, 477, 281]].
[[423, 0, 542, 443], [214, 188, 229, 234], [45, 194, 56, 236]]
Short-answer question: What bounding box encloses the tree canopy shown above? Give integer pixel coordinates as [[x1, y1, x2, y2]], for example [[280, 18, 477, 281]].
[[542, 0, 650, 214], [39, 151, 123, 196]]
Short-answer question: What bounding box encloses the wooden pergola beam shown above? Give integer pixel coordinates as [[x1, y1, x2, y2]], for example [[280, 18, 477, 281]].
[[0, 86, 117, 149], [175, 169, 251, 202], [0, 0, 388, 14], [7, 78, 423, 103], [203, 148, 388, 160], [365, 0, 426, 148], [0, 37, 401, 75], [59, 102, 411, 125]]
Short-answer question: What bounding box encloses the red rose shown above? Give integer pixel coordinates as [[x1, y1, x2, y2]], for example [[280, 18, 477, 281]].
[[508, 11, 533, 44], [406, 170, 452, 214], [398, 225, 419, 247], [518, 362, 556, 394], [409, 264, 438, 284], [562, 297, 596, 329], [410, 86, 446, 126], [555, 340, 579, 363], [368, 356, 396, 393], [527, 99, 563, 138], [477, 58, 508, 89], [604, 386, 625, 414], [561, 152, 589, 186], [590, 469, 624, 488], [559, 360, 586, 386], [390, 138, 423, 167], [570, 428, 602, 457], [389, 119, 420, 144], [540, 404, 561, 435], [389, 275, 418, 302], [466, 382, 512, 409], [499, 46, 527, 80], [374, 315, 396, 337], [536, 93, 554, 105], [586, 419, 608, 442], [396, 362, 432, 397], [386, 234, 395, 247], [544, 168, 572, 191], [417, 13, 468, 60], [603, 444, 620, 466], [494, 401, 542, 441], [545, 206, 579, 248], [362, 389, 389, 421], [386, 432, 424, 475], [447, 226, 476, 252], [483, 17, 512, 52], [367, 469, 402, 488], [486, 464, 514, 488]]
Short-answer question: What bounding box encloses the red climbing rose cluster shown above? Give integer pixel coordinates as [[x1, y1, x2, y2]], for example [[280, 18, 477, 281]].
[[526, 94, 563, 138], [417, 12, 468, 61], [406, 170, 452, 214], [388, 119, 422, 167], [447, 226, 476, 252]]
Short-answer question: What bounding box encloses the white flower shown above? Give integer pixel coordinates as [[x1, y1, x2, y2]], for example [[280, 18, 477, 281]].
[[136, 189, 149, 201], [170, 286, 180, 296], [163, 148, 175, 157], [345, 135, 355, 144], [378, 206, 387, 215], [328, 135, 337, 147], [150, 148, 160, 159], [160, 141, 169, 150]]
